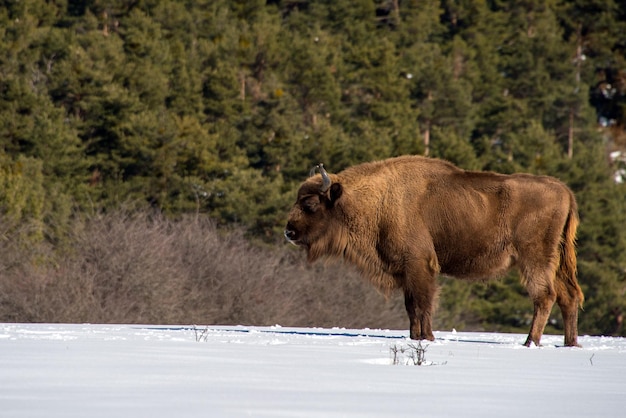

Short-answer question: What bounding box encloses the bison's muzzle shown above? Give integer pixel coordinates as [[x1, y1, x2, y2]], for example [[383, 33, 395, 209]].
[[284, 226, 298, 245]]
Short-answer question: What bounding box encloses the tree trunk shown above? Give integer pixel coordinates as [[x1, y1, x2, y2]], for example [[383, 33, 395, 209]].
[[568, 109, 574, 159], [424, 120, 430, 157]]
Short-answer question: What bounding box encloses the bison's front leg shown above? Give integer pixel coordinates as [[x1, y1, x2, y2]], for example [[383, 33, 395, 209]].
[[404, 272, 440, 341], [404, 292, 435, 341], [402, 254, 440, 341]]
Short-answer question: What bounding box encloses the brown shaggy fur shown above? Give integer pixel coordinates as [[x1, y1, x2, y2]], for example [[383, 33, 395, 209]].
[[285, 156, 584, 347]]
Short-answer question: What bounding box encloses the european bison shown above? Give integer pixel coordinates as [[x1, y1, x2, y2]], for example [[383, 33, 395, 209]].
[[285, 156, 584, 347]]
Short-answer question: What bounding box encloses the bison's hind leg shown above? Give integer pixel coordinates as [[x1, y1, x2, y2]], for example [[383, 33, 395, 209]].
[[521, 266, 558, 347], [555, 276, 583, 347]]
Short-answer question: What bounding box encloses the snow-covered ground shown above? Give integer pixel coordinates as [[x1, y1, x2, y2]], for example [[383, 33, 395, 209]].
[[1, 324, 624, 417]]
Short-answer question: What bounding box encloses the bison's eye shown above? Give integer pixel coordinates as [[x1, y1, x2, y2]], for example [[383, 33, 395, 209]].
[[301, 195, 320, 214]]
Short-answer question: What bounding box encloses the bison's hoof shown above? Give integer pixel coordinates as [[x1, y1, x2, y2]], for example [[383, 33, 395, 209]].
[[523, 337, 541, 347], [410, 333, 435, 342]]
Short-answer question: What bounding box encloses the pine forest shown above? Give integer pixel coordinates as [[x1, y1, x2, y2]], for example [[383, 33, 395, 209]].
[[1, 0, 625, 337]]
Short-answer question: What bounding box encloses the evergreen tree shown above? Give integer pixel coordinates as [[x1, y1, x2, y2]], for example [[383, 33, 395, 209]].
[[563, 143, 626, 336], [0, 154, 45, 243], [0, 0, 625, 333], [558, 0, 626, 130]]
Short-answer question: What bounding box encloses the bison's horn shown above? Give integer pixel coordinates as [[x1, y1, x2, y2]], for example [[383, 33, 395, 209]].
[[318, 163, 331, 193], [308, 163, 332, 193]]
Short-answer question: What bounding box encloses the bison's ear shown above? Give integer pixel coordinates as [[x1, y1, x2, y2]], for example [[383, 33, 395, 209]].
[[327, 183, 343, 206]]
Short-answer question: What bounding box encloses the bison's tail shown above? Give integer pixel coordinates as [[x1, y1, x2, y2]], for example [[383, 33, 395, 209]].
[[557, 194, 584, 309]]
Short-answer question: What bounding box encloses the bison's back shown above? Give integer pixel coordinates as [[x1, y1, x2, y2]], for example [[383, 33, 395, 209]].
[[331, 155, 574, 281], [406, 167, 573, 281]]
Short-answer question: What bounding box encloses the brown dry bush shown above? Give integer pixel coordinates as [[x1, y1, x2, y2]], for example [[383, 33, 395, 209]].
[[0, 211, 407, 330]]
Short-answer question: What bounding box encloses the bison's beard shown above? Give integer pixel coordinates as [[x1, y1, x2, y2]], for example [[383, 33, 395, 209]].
[[289, 239, 309, 250], [302, 224, 398, 296]]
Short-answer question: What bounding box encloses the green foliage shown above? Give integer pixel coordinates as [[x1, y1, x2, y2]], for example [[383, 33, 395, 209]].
[[0, 155, 45, 243], [0, 0, 625, 335]]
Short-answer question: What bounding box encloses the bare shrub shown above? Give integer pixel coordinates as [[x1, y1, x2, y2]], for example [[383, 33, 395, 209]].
[[390, 342, 442, 366], [0, 220, 58, 322], [0, 210, 407, 329]]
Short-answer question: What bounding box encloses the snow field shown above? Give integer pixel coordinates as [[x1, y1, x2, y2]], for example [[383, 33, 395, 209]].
[[0, 324, 624, 417]]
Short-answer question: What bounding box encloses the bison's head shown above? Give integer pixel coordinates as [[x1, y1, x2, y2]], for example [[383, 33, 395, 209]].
[[284, 164, 343, 251]]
